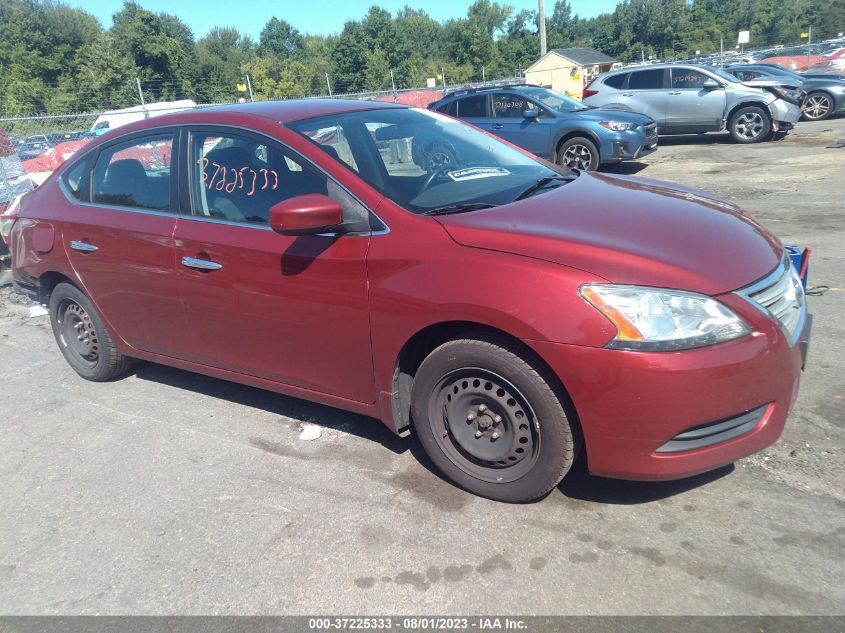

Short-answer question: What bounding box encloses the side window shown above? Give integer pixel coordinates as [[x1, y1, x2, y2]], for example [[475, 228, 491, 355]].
[[92, 134, 173, 211], [628, 69, 665, 90], [604, 73, 628, 89], [492, 94, 545, 118], [189, 131, 329, 225], [437, 101, 457, 116], [456, 95, 488, 118], [671, 69, 709, 89], [366, 122, 426, 178], [301, 125, 358, 172], [62, 156, 91, 201]]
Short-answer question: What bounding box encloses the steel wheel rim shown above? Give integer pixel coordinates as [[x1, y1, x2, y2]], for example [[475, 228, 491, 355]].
[[56, 299, 99, 368], [562, 144, 593, 170], [735, 112, 765, 139], [803, 94, 831, 119], [428, 368, 541, 483]]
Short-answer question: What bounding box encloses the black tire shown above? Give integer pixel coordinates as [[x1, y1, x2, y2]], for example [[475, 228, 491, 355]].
[[728, 106, 771, 143], [411, 334, 577, 502], [556, 136, 600, 171], [48, 282, 134, 381], [802, 91, 834, 121]]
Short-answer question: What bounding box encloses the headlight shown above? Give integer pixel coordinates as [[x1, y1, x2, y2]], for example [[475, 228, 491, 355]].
[[580, 284, 751, 351], [598, 121, 638, 131]]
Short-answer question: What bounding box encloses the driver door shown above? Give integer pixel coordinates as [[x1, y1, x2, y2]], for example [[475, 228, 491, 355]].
[[490, 93, 554, 158], [171, 127, 376, 402]]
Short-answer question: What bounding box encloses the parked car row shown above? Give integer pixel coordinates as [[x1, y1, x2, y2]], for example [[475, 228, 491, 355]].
[[424, 59, 841, 173]]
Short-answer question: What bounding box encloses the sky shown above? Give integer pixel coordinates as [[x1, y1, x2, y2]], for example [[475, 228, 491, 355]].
[[61, 0, 620, 40]]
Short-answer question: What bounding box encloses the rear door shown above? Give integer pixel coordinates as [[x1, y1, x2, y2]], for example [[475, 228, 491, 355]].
[[621, 68, 668, 127], [61, 129, 191, 357], [665, 68, 726, 132], [489, 92, 555, 158], [171, 127, 375, 402], [454, 94, 494, 133]]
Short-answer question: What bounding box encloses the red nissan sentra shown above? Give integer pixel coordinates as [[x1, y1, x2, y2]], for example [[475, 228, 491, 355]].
[[6, 100, 811, 502]]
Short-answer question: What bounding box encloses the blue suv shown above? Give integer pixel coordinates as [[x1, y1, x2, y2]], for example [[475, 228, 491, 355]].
[[428, 84, 658, 171]]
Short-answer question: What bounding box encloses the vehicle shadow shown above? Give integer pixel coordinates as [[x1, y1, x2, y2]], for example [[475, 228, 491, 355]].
[[131, 362, 409, 456], [558, 456, 735, 505], [601, 161, 649, 175], [132, 362, 735, 504], [658, 133, 735, 146]]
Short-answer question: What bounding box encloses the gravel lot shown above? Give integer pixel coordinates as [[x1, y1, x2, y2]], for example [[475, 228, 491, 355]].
[[1, 120, 843, 616]]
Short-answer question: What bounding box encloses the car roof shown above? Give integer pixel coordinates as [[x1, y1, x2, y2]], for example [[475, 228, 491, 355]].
[[203, 98, 407, 122], [79, 99, 410, 146]]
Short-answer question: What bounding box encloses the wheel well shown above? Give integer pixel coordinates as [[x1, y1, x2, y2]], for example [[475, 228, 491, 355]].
[[726, 101, 771, 126], [806, 89, 833, 101], [37, 271, 76, 303], [554, 130, 601, 158], [390, 321, 582, 445]]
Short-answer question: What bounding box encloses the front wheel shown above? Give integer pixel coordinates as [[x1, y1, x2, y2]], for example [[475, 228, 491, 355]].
[[802, 92, 833, 121], [411, 334, 577, 502], [728, 106, 771, 143], [48, 282, 134, 381], [556, 137, 600, 171]]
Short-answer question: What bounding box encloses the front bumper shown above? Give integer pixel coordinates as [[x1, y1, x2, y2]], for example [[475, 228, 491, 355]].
[[769, 98, 802, 124], [527, 295, 809, 481], [601, 128, 659, 163]]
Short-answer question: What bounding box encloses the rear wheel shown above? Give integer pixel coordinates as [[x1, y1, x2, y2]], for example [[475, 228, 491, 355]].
[[48, 282, 134, 381], [556, 137, 600, 171], [728, 106, 771, 143], [802, 92, 833, 121], [411, 334, 577, 502]]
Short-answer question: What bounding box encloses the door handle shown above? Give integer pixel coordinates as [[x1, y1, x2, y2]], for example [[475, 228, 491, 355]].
[[621, 93, 633, 97], [492, 123, 504, 129], [182, 256, 222, 271], [669, 91, 682, 95], [69, 241, 98, 253]]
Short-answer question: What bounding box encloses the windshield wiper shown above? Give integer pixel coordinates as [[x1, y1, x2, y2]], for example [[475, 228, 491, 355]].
[[514, 175, 570, 201], [422, 203, 496, 216]]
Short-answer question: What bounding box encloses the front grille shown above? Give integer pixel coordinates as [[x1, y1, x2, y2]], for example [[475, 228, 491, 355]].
[[737, 256, 806, 343], [645, 123, 658, 138], [655, 404, 769, 453]]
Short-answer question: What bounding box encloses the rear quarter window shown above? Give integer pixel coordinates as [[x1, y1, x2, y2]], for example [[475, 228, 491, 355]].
[[61, 156, 92, 202], [604, 73, 628, 89]]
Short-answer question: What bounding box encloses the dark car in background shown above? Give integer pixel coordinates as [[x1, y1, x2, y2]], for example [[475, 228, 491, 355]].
[[14, 135, 55, 161], [726, 64, 845, 121], [428, 84, 658, 171]]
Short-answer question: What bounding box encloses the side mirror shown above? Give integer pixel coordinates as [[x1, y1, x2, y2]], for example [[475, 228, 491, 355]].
[[522, 108, 540, 119], [269, 194, 344, 236], [703, 79, 721, 90]]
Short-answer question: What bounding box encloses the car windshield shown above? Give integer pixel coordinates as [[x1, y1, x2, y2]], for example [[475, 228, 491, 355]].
[[703, 66, 742, 83], [519, 86, 590, 112], [287, 107, 568, 215]]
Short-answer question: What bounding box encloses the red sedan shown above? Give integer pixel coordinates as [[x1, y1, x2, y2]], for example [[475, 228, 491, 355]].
[[4, 100, 811, 502]]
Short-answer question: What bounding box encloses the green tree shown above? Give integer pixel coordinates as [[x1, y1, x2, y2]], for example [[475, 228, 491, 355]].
[[258, 17, 304, 59]]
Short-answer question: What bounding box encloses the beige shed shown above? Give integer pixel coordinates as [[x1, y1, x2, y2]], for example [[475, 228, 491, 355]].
[[524, 48, 619, 100]]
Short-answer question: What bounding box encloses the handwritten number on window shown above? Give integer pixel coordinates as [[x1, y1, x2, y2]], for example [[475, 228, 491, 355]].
[[197, 157, 279, 196]]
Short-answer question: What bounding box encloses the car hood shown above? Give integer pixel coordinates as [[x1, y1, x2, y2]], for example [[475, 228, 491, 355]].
[[561, 108, 654, 125], [436, 172, 782, 296]]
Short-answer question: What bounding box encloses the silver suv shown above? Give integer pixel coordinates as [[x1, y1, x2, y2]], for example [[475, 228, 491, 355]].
[[582, 64, 802, 143]]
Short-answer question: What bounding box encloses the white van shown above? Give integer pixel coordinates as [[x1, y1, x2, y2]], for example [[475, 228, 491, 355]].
[[89, 100, 197, 136]]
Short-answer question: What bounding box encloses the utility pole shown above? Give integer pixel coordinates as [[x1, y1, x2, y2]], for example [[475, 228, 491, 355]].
[[325, 72, 332, 97], [441, 66, 446, 89], [135, 78, 148, 118], [807, 26, 812, 70], [482, 66, 486, 82], [538, 0, 547, 57], [390, 69, 396, 97], [245, 74, 254, 102], [720, 37, 724, 60]]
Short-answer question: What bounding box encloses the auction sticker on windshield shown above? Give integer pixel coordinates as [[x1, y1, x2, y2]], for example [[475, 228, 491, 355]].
[[448, 167, 511, 181]]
